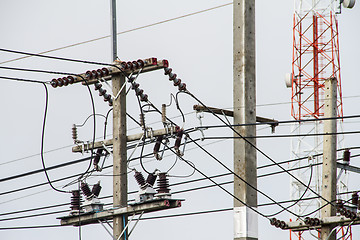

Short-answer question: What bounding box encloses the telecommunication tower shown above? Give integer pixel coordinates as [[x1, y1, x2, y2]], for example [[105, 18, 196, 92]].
[[286, 0, 355, 239]]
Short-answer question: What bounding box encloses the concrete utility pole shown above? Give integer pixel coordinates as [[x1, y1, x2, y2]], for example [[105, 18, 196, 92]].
[[233, 1, 257, 240], [112, 72, 128, 240], [111, 1, 127, 239], [321, 77, 337, 240]]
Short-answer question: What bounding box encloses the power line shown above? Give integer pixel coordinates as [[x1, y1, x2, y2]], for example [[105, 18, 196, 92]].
[[194, 114, 360, 129], [202, 130, 360, 140], [0, 156, 92, 183], [139, 101, 291, 218], [183, 91, 338, 209], [2, 188, 357, 224], [0, 75, 48, 84], [0, 224, 63, 230], [0, 2, 233, 65]]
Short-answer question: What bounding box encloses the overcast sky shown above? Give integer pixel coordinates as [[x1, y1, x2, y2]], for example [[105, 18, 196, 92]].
[[0, 1, 359, 239]]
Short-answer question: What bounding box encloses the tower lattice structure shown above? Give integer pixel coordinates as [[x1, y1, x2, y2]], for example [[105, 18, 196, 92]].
[[288, 1, 350, 239]]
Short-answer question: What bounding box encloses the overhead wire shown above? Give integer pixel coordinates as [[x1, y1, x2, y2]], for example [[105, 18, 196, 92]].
[[1, 181, 357, 224], [182, 90, 337, 209], [1, 60, 358, 222], [142, 98, 304, 218], [0, 64, 98, 184], [2, 135, 359, 196], [0, 2, 233, 65], [0, 75, 49, 84], [39, 82, 67, 193], [200, 130, 360, 140]]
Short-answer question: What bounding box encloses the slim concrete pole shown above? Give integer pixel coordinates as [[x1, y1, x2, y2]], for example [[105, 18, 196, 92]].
[[321, 77, 337, 240], [233, 1, 257, 240], [112, 72, 127, 240], [111, 1, 126, 239]]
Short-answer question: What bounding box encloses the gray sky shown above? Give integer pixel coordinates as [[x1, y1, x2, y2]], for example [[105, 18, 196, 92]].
[[0, 0, 359, 239]]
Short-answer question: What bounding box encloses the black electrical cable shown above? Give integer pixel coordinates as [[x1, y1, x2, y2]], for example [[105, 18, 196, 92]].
[[201, 130, 360, 140], [139, 208, 231, 220], [0, 202, 69, 217], [74, 75, 96, 181], [0, 224, 63, 230], [265, 163, 313, 217], [0, 65, 75, 76], [257, 146, 360, 170], [0, 209, 69, 222], [175, 91, 186, 124], [0, 3, 233, 65], [183, 90, 336, 208], [142, 99, 312, 218], [0, 75, 49, 84], [76, 114, 106, 127], [188, 135, 303, 218], [147, 91, 305, 217], [2, 137, 358, 199], [1, 168, 357, 224], [40, 83, 68, 194], [0, 66, 97, 181], [1, 182, 357, 224], [161, 143, 269, 219], [127, 76, 152, 175], [0, 139, 172, 196], [0, 134, 201, 186], [195, 114, 360, 128], [127, 112, 142, 127], [104, 108, 113, 139], [0, 156, 93, 183]]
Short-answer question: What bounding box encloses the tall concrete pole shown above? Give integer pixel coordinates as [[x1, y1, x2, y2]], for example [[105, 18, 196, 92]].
[[111, 1, 127, 239], [321, 77, 337, 240], [112, 72, 128, 240], [233, 1, 257, 240]]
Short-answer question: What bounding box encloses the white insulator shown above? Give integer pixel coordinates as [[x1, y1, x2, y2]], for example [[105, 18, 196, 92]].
[[72, 124, 78, 143], [343, 0, 356, 8]]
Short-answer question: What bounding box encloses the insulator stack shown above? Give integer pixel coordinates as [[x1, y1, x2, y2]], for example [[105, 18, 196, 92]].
[[72, 124, 78, 144], [134, 171, 146, 189], [337, 199, 358, 220], [164, 67, 187, 91], [130, 81, 148, 102], [343, 149, 350, 163], [153, 135, 164, 160], [338, 207, 358, 220], [81, 182, 93, 200], [269, 218, 287, 229], [157, 172, 170, 194], [92, 181, 102, 197], [85, 68, 111, 80], [139, 113, 146, 130], [50, 76, 76, 88], [146, 172, 157, 186], [161, 104, 166, 124], [119, 58, 154, 71], [70, 190, 82, 211], [94, 82, 113, 106], [304, 217, 321, 226], [93, 149, 103, 170]]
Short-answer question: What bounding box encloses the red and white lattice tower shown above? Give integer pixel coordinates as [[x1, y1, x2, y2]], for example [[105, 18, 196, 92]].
[[287, 0, 354, 239]]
